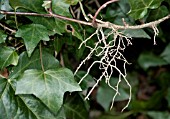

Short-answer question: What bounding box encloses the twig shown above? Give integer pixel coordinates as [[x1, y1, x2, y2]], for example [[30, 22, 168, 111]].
[[92, 0, 119, 27], [0, 10, 93, 27], [79, 1, 89, 21], [1, 10, 169, 31], [0, 23, 16, 33]]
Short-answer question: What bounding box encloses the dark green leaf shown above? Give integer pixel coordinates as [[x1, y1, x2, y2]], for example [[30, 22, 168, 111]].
[[15, 68, 82, 114], [75, 71, 95, 90], [63, 93, 89, 119], [9, 49, 60, 79], [97, 78, 129, 111], [147, 111, 170, 119], [138, 52, 167, 70], [15, 24, 50, 57], [52, 0, 83, 40], [128, 0, 164, 19], [161, 43, 170, 64], [123, 29, 150, 39], [0, 30, 7, 43], [53, 36, 65, 53], [64, 0, 80, 5], [0, 78, 57, 119], [147, 6, 169, 22], [52, 0, 71, 17], [27, 16, 62, 35], [0, 46, 19, 70], [9, 0, 45, 13], [166, 88, 170, 108]]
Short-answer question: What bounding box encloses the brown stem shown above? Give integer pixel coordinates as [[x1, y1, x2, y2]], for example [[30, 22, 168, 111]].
[[0, 10, 92, 27], [92, 0, 119, 27], [1, 10, 170, 30], [0, 22, 16, 33]]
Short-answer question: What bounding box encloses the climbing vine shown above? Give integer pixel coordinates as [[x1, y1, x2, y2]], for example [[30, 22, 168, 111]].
[[0, 0, 170, 118]]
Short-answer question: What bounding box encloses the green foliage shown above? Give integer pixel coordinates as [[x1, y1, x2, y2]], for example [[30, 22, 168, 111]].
[[0, 0, 170, 118], [128, 0, 164, 19], [0, 46, 19, 69], [15, 24, 50, 56]]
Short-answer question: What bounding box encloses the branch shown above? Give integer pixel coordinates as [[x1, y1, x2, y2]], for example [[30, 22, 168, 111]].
[[92, 0, 118, 27], [0, 22, 16, 33], [1, 10, 170, 31]]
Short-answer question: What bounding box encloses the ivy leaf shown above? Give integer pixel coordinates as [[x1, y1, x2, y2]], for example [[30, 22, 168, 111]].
[[0, 30, 7, 43], [52, 0, 83, 40], [161, 43, 170, 64], [27, 16, 62, 35], [128, 0, 164, 20], [123, 29, 151, 39], [138, 52, 167, 70], [0, 46, 19, 70], [166, 88, 170, 108], [147, 111, 170, 119], [15, 69, 82, 114], [63, 93, 89, 119], [9, 0, 45, 13], [147, 6, 169, 22], [15, 24, 50, 57], [0, 0, 12, 19], [0, 78, 57, 119], [64, 0, 80, 5], [9, 49, 60, 79], [52, 0, 71, 17], [97, 79, 129, 111]]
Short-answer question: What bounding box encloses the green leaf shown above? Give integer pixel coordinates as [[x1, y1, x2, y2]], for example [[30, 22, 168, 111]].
[[0, 46, 19, 70], [75, 71, 95, 90], [138, 52, 167, 70], [52, 0, 83, 40], [0, 30, 7, 43], [128, 0, 164, 20], [64, 0, 80, 5], [123, 29, 150, 39], [63, 93, 89, 119], [27, 16, 62, 35], [15, 68, 82, 114], [9, 49, 60, 79], [147, 6, 169, 22], [15, 24, 50, 57], [0, 78, 57, 119], [9, 0, 45, 13], [161, 43, 170, 64], [52, 0, 71, 17], [97, 79, 129, 111], [147, 111, 170, 119], [0, 0, 12, 19], [166, 88, 170, 108]]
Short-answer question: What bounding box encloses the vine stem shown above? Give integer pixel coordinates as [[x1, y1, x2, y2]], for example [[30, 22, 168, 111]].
[[0, 22, 16, 33], [92, 0, 118, 27], [1, 10, 170, 30]]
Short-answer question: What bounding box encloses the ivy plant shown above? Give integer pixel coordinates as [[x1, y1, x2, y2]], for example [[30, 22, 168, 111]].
[[0, 0, 170, 118]]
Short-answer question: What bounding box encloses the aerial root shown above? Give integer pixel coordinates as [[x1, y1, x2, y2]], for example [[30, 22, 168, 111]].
[[75, 27, 132, 111]]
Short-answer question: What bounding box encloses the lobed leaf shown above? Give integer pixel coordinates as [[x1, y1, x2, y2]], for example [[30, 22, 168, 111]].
[[0, 78, 57, 119], [9, 0, 45, 13], [15, 69, 82, 114], [15, 24, 50, 57], [128, 0, 164, 19], [0, 46, 19, 70], [9, 49, 60, 79]]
